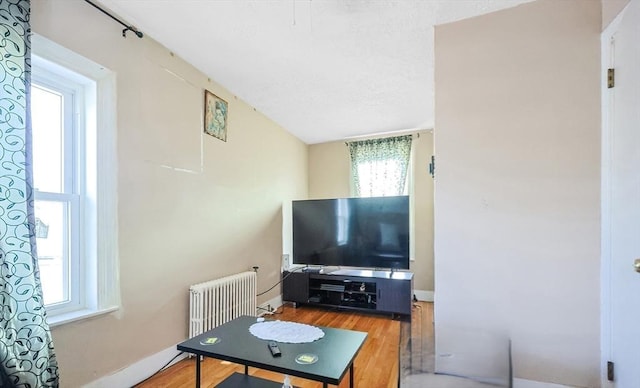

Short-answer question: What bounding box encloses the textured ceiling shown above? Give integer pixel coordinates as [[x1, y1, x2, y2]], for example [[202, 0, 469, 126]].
[[99, 0, 533, 144]]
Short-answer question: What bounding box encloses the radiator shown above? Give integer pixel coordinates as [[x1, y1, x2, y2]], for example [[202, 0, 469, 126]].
[[189, 271, 257, 338]]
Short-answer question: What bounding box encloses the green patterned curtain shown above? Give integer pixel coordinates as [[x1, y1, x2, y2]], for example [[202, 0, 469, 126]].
[[348, 135, 412, 197], [0, 1, 60, 386]]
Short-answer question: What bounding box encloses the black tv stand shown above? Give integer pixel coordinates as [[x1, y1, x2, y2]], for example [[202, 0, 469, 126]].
[[282, 268, 413, 316]]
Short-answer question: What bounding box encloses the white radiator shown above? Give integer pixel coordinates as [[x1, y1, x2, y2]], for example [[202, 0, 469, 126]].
[[189, 271, 257, 338]]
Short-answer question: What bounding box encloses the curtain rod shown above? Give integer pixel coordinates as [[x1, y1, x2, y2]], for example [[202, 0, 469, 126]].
[[344, 132, 420, 146], [84, 0, 144, 38]]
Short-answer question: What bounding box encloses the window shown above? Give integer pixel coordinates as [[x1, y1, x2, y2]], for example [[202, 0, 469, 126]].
[[348, 135, 413, 197], [31, 77, 82, 311], [31, 34, 119, 325]]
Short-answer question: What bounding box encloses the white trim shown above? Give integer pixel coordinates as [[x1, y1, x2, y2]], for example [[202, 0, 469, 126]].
[[32, 35, 110, 80], [258, 295, 283, 316], [83, 344, 187, 388], [409, 143, 416, 262], [600, 5, 627, 388], [48, 306, 118, 328], [32, 33, 121, 322], [31, 67, 87, 314], [514, 378, 576, 388], [414, 289, 434, 302], [94, 57, 120, 310]]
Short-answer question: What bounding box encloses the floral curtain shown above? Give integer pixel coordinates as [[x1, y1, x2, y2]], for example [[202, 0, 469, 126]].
[[0, 1, 60, 387], [348, 135, 413, 197]]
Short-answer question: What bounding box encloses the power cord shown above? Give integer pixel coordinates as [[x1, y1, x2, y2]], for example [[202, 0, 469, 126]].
[[256, 265, 307, 297], [131, 351, 184, 387]]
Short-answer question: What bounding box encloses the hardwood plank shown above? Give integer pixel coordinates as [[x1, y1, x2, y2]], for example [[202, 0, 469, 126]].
[[134, 303, 432, 387]]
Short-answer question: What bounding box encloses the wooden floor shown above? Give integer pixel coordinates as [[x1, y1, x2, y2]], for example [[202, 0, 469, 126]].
[[134, 302, 433, 388]]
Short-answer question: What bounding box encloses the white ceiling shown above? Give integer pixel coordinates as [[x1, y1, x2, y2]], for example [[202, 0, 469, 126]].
[[99, 0, 532, 144]]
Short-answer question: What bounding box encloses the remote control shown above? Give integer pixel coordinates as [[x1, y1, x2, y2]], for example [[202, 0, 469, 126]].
[[268, 341, 281, 357]]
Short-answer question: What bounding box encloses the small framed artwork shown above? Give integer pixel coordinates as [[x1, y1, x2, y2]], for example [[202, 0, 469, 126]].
[[204, 90, 228, 141]]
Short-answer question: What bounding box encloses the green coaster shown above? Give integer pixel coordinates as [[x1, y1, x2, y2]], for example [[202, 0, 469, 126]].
[[199, 337, 221, 345], [295, 353, 318, 365]]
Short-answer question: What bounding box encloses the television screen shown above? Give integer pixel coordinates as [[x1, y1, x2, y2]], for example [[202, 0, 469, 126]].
[[292, 196, 410, 270]]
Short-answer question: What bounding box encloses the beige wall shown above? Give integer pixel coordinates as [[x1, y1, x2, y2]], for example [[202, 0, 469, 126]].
[[308, 131, 435, 292], [308, 141, 352, 199], [434, 0, 600, 386], [32, 1, 308, 386]]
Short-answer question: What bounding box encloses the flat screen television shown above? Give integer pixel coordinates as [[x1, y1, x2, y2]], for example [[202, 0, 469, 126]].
[[292, 196, 410, 270]]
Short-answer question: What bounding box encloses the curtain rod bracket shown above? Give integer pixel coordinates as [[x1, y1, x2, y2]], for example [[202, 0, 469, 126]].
[[85, 0, 144, 39], [123, 27, 144, 39]]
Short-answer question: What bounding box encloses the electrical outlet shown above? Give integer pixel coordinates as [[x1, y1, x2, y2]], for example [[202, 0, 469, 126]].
[[282, 254, 290, 269]]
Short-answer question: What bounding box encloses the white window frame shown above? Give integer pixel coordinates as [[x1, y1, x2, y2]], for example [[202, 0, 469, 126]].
[[32, 34, 120, 326], [32, 72, 84, 315]]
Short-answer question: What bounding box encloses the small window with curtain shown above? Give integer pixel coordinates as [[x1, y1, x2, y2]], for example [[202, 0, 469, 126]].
[[348, 135, 413, 197]]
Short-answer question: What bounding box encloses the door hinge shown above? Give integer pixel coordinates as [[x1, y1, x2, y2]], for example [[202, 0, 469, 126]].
[[428, 155, 435, 178], [608, 68, 615, 88], [607, 361, 615, 381]]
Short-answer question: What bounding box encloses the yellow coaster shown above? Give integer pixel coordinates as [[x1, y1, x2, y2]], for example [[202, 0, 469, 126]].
[[295, 353, 318, 365], [199, 337, 220, 345]]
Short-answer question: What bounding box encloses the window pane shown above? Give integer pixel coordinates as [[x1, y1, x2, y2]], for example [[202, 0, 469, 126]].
[[31, 84, 64, 193], [357, 159, 402, 197], [35, 200, 69, 305]]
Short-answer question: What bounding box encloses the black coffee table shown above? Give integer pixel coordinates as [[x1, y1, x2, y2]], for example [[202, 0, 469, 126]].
[[177, 315, 368, 388]]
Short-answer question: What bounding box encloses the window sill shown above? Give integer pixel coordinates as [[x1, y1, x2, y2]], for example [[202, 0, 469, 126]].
[[48, 306, 119, 327]]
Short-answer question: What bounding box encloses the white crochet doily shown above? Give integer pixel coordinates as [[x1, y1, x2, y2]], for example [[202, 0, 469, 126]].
[[249, 320, 325, 343]]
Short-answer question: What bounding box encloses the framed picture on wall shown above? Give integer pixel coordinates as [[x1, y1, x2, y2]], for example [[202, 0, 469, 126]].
[[204, 90, 228, 141]]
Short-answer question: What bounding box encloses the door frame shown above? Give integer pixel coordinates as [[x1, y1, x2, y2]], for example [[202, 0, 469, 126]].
[[600, 4, 630, 387]]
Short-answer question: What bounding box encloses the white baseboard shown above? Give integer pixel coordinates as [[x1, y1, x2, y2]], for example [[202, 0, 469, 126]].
[[414, 289, 434, 302], [258, 295, 283, 316], [514, 378, 576, 388], [83, 344, 186, 388]]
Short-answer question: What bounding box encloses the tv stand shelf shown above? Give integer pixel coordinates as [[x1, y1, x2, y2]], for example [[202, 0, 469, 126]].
[[282, 269, 413, 316]]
